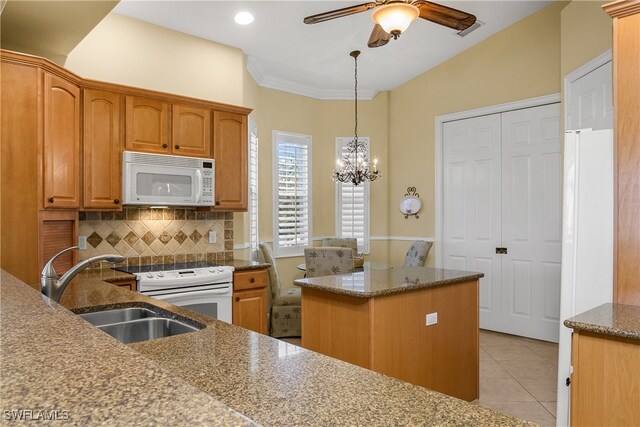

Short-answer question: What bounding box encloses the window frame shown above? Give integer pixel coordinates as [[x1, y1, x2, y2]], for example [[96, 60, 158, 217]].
[[272, 130, 313, 258], [334, 136, 371, 254]]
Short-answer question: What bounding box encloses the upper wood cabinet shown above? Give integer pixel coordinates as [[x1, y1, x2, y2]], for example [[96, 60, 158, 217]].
[[125, 96, 171, 154], [213, 111, 248, 211], [43, 72, 80, 209], [172, 104, 211, 158], [83, 89, 122, 210]]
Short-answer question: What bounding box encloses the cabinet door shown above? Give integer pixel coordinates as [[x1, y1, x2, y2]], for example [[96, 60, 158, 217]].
[[213, 111, 248, 211], [172, 104, 211, 157], [233, 288, 268, 334], [125, 96, 170, 154], [43, 73, 80, 209], [83, 89, 122, 210]]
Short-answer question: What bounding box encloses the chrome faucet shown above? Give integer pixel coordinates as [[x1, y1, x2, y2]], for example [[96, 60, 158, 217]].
[[41, 246, 125, 303]]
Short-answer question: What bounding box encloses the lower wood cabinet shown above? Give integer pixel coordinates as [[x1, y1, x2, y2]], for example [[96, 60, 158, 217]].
[[232, 269, 268, 335], [114, 280, 137, 292], [570, 331, 640, 426]]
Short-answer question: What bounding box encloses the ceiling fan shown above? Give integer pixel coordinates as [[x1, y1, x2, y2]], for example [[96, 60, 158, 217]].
[[303, 1, 477, 48]]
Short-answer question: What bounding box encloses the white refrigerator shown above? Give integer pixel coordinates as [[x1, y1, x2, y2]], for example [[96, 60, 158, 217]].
[[556, 129, 614, 426]]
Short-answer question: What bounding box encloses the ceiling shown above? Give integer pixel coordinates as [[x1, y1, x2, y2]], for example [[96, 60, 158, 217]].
[[114, 1, 551, 100]]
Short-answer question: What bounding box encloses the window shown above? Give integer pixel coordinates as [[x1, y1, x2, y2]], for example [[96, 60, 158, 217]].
[[272, 131, 312, 257], [335, 137, 370, 254], [248, 119, 259, 261]]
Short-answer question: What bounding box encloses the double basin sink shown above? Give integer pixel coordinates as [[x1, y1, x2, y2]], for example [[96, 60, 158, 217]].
[[78, 306, 203, 344]]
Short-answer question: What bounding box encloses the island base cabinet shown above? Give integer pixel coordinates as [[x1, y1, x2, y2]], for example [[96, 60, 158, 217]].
[[570, 332, 640, 426], [301, 280, 479, 401]]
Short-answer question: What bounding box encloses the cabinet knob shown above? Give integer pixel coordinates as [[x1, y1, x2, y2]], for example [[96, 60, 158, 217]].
[[48, 197, 54, 203], [162, 144, 168, 149], [250, 278, 255, 283], [175, 145, 180, 150], [235, 297, 240, 302], [114, 199, 120, 205], [215, 201, 221, 206]]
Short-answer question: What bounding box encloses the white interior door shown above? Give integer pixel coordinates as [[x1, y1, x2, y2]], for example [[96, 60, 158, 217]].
[[568, 61, 613, 131], [501, 104, 562, 342], [443, 114, 503, 330], [443, 103, 562, 342]]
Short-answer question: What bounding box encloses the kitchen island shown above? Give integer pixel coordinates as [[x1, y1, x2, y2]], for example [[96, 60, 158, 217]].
[[295, 267, 484, 401], [0, 269, 530, 426]]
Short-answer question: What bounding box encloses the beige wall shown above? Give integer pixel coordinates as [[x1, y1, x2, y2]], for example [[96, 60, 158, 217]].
[[386, 1, 569, 267], [65, 13, 244, 106], [244, 83, 390, 290], [560, 0, 612, 77]]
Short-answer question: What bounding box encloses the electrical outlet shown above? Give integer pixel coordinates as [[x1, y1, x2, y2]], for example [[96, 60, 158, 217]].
[[208, 231, 217, 244], [426, 312, 438, 326], [78, 235, 87, 250]]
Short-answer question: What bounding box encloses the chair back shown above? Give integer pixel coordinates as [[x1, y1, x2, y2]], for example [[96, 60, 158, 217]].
[[259, 243, 281, 300], [321, 238, 358, 256], [304, 247, 355, 278], [403, 240, 433, 267]]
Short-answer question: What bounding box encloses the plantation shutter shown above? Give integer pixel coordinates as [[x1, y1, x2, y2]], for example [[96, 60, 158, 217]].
[[273, 131, 312, 256], [248, 119, 259, 261]]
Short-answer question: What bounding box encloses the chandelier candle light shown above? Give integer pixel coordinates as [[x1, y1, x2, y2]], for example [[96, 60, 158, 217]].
[[332, 50, 380, 186]]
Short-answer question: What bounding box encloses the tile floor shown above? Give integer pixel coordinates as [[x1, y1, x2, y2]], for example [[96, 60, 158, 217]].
[[474, 330, 558, 427], [282, 330, 559, 426]]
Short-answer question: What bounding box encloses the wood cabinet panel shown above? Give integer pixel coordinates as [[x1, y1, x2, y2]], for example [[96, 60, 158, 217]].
[[83, 89, 122, 210], [125, 96, 170, 154], [570, 332, 640, 426], [610, 10, 640, 306], [1, 61, 40, 286], [234, 270, 268, 291], [233, 288, 268, 334], [213, 111, 247, 211], [43, 72, 80, 209], [172, 104, 211, 158]]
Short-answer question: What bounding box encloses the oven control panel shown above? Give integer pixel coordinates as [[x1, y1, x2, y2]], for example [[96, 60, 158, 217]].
[[137, 266, 233, 291]]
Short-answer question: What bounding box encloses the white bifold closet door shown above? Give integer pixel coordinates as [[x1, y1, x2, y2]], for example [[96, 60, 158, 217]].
[[443, 103, 561, 342]]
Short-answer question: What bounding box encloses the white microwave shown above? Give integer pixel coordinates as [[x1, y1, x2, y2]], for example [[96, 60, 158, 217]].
[[122, 151, 215, 207]]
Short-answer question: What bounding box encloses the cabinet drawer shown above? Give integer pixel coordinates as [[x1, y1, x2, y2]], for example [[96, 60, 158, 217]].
[[234, 269, 268, 291]]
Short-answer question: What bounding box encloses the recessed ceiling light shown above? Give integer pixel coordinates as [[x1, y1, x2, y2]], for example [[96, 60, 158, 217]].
[[234, 12, 254, 25]]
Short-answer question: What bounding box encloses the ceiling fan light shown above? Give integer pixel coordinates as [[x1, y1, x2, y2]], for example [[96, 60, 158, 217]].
[[371, 3, 419, 35]]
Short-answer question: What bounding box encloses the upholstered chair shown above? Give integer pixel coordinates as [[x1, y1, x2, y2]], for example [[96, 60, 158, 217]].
[[321, 238, 359, 256], [258, 243, 301, 338], [403, 240, 433, 267], [304, 247, 356, 278]]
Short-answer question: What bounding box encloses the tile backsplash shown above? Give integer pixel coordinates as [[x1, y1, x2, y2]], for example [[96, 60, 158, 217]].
[[79, 208, 233, 268]]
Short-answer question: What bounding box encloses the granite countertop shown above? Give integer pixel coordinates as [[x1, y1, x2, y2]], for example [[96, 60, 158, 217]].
[[294, 266, 484, 298], [2, 269, 530, 426], [222, 259, 270, 271], [0, 271, 253, 426], [564, 303, 640, 340]]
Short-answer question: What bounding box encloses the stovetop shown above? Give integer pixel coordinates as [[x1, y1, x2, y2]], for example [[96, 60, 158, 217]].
[[114, 261, 219, 274]]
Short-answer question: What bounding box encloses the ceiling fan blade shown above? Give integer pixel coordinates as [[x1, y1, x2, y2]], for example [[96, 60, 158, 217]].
[[416, 1, 476, 31], [303, 2, 378, 24], [368, 24, 391, 48]]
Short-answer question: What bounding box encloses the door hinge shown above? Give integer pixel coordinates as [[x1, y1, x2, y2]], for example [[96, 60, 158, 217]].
[[566, 377, 571, 387], [496, 247, 508, 254]]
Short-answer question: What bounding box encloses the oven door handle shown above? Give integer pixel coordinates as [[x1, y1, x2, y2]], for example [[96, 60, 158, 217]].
[[144, 286, 232, 297]]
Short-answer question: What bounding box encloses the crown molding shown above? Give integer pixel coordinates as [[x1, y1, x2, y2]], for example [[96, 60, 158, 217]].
[[246, 55, 378, 101], [603, 0, 640, 17]]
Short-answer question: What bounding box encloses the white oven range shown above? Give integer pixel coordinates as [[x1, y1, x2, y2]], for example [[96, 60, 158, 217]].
[[117, 262, 233, 323]]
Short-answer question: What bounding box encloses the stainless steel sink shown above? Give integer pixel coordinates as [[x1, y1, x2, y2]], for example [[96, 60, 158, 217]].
[[76, 306, 203, 344], [98, 318, 200, 344], [79, 308, 158, 327]]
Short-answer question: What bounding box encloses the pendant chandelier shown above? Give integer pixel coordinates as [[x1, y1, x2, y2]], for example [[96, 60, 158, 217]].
[[332, 50, 380, 186]]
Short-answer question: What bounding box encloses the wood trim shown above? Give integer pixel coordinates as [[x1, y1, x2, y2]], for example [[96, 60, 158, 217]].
[[0, 49, 252, 116], [603, 0, 640, 18]]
